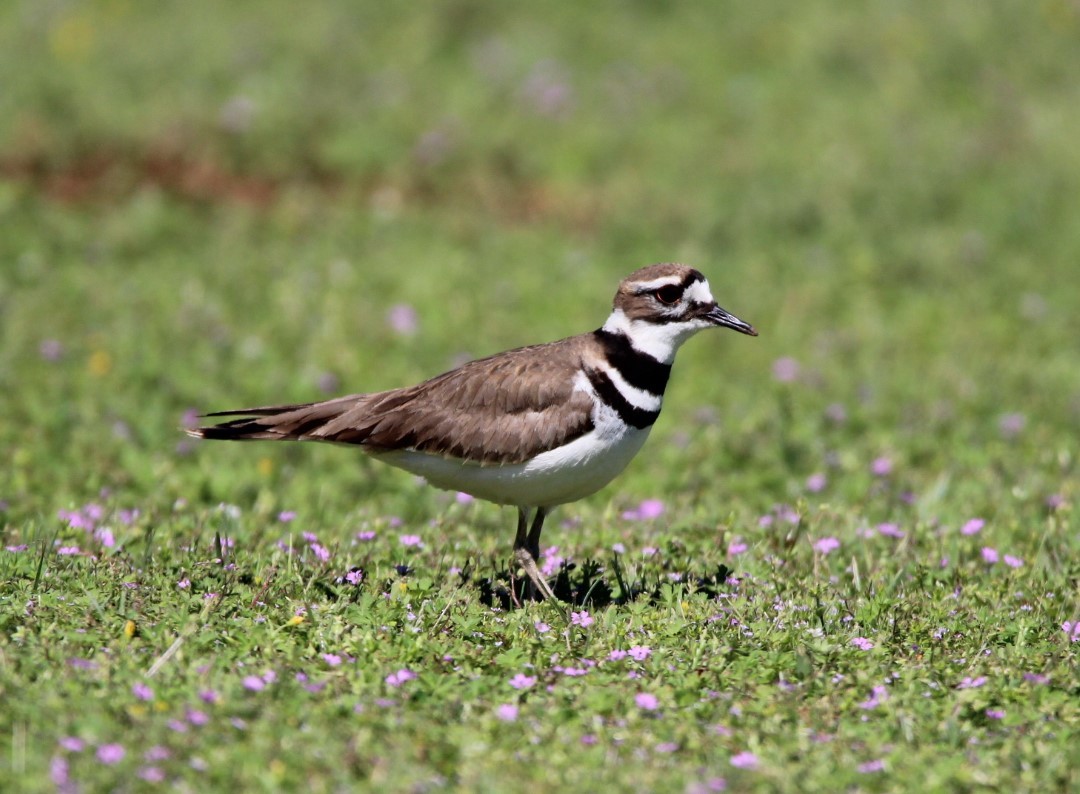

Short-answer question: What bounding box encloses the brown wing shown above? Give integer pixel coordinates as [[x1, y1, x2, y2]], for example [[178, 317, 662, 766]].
[[189, 336, 596, 465]]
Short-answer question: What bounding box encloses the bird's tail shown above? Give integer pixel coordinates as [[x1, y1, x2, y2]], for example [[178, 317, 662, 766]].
[[187, 396, 360, 442]]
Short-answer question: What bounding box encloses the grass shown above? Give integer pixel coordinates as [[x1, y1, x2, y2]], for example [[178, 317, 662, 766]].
[[2, 1, 1079, 791]]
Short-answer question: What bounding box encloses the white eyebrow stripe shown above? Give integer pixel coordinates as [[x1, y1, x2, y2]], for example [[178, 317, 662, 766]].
[[632, 276, 686, 292], [684, 279, 715, 305]]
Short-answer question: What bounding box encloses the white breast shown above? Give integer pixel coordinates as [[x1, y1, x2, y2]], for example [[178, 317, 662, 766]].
[[371, 382, 654, 508]]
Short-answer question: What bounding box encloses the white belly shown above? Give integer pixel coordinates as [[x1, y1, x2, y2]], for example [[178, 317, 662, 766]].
[[372, 424, 652, 508]]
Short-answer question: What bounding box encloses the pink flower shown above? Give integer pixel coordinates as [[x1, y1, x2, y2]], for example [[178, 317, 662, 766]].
[[727, 538, 748, 556], [772, 357, 800, 383], [570, 611, 594, 628], [981, 547, 999, 564], [495, 704, 519, 722], [628, 645, 651, 661], [850, 637, 874, 651], [509, 674, 537, 690], [386, 304, 419, 336], [242, 675, 266, 691], [877, 523, 904, 538], [805, 473, 827, 492], [986, 709, 1006, 720], [871, 457, 893, 477], [385, 669, 416, 687], [1004, 555, 1024, 568], [355, 530, 376, 541], [455, 492, 474, 504], [634, 693, 659, 711], [621, 499, 665, 521], [608, 650, 628, 661], [132, 682, 154, 701], [859, 685, 888, 709], [813, 537, 840, 555], [957, 676, 987, 689], [858, 759, 885, 773], [730, 751, 759, 770], [177, 578, 191, 590], [1061, 621, 1080, 642], [96, 744, 125, 765], [399, 534, 423, 548], [322, 653, 342, 667], [534, 621, 551, 634], [277, 511, 296, 523], [961, 518, 984, 535]]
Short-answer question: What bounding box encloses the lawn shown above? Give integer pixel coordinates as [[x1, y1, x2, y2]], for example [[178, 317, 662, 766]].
[[1, 2, 1078, 791]]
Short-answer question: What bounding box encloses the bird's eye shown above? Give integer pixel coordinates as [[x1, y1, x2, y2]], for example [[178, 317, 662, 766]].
[[654, 285, 681, 305]]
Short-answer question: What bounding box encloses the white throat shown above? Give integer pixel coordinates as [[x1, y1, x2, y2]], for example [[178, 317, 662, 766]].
[[601, 308, 710, 365]]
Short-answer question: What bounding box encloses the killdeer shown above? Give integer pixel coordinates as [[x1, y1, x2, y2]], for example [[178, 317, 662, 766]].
[[188, 263, 757, 601]]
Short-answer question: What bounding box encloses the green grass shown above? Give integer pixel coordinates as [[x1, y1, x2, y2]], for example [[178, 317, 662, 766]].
[[2, 1, 1079, 791]]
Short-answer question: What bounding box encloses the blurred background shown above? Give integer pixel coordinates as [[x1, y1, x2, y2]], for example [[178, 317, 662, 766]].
[[1, 1, 1078, 524]]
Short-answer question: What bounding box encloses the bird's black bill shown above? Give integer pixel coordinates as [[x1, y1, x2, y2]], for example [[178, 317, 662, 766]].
[[704, 305, 758, 336]]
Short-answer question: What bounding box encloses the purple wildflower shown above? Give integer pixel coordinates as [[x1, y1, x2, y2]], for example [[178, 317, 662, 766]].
[[877, 523, 904, 538], [961, 518, 984, 536], [132, 682, 154, 701], [509, 674, 537, 690], [634, 693, 659, 711], [40, 339, 64, 360], [138, 767, 165, 783], [851, 637, 874, 651], [495, 704, 519, 722], [186, 709, 209, 726], [1004, 555, 1024, 568], [858, 759, 885, 773], [986, 709, 1006, 720], [813, 537, 840, 555], [998, 413, 1026, 438], [570, 611, 594, 628], [345, 569, 364, 585], [356, 529, 377, 541], [386, 304, 419, 336], [399, 534, 423, 548], [805, 473, 827, 492], [871, 457, 893, 477], [455, 492, 474, 504], [1063, 621, 1080, 642], [621, 498, 665, 521], [385, 669, 417, 688], [730, 751, 759, 770], [96, 744, 125, 765], [322, 653, 343, 667], [956, 676, 987, 689], [981, 547, 999, 564], [50, 755, 68, 787], [242, 675, 266, 692], [628, 645, 651, 661], [144, 746, 170, 762], [727, 538, 748, 556], [772, 357, 800, 383], [534, 621, 551, 634], [59, 737, 84, 753], [277, 511, 296, 523], [859, 685, 888, 709]]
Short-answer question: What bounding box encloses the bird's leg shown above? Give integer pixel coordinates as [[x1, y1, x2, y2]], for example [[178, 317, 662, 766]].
[[526, 507, 547, 562], [512, 507, 557, 602]]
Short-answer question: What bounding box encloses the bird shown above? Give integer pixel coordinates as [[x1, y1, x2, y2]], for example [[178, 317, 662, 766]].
[[187, 263, 757, 601]]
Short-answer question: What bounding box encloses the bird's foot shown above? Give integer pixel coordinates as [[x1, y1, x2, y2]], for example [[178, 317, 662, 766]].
[[513, 546, 558, 602]]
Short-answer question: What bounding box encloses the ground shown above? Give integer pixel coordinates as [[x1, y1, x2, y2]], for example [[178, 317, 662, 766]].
[[1, 2, 1078, 791]]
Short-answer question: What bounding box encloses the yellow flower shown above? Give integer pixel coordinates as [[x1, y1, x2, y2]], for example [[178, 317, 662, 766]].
[[123, 620, 137, 638], [49, 12, 96, 61], [88, 350, 112, 377]]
